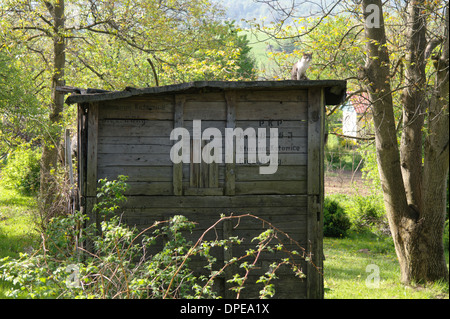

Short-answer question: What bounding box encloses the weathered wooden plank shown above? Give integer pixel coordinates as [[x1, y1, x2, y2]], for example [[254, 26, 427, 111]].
[[188, 138, 220, 189], [228, 245, 308, 263], [173, 95, 185, 196], [184, 187, 223, 196], [181, 165, 306, 182], [97, 143, 172, 154], [98, 166, 173, 182], [98, 153, 172, 166], [306, 87, 325, 299], [182, 180, 305, 195], [101, 97, 174, 107], [235, 180, 307, 195], [184, 92, 225, 102], [180, 100, 309, 121], [97, 136, 306, 156], [209, 160, 219, 188], [307, 90, 323, 197], [235, 165, 307, 181], [236, 101, 308, 120], [234, 153, 307, 166], [98, 119, 174, 137], [243, 119, 307, 130], [98, 98, 174, 120], [225, 90, 236, 195], [122, 205, 308, 217], [120, 210, 307, 231], [77, 104, 87, 214], [98, 136, 173, 145], [236, 90, 308, 102], [230, 275, 307, 299], [99, 120, 307, 139], [123, 195, 308, 209], [182, 120, 307, 129], [190, 135, 202, 187], [125, 181, 173, 196], [184, 101, 227, 120], [96, 148, 306, 168], [87, 103, 99, 196], [182, 121, 307, 138]]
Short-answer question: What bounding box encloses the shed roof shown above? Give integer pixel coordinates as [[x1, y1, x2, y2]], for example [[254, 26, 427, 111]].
[[64, 80, 347, 106]]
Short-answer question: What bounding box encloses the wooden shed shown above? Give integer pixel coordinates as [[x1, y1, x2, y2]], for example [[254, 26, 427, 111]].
[[66, 80, 346, 299]]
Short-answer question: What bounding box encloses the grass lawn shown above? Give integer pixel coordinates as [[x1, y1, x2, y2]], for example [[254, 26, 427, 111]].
[[324, 232, 449, 299], [0, 185, 39, 298]]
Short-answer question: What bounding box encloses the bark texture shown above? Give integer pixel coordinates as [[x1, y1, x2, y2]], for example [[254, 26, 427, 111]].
[[39, 0, 66, 221], [362, 0, 449, 284]]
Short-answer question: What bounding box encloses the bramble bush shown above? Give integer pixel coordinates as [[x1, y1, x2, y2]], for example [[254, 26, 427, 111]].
[[0, 176, 311, 299]]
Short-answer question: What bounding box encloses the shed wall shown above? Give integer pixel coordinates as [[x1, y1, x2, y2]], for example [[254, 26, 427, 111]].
[[79, 86, 324, 299]]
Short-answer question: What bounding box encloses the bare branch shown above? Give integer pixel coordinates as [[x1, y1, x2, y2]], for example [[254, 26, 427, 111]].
[[330, 131, 375, 141], [146, 57, 159, 87]]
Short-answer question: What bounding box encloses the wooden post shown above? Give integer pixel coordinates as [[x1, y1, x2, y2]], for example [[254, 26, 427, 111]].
[[225, 91, 236, 196], [173, 95, 185, 195], [86, 102, 99, 246], [77, 104, 87, 212], [306, 88, 324, 299], [65, 129, 74, 190]]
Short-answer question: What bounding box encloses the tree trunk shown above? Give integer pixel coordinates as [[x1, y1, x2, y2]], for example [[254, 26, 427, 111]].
[[39, 0, 66, 222], [420, 3, 449, 282], [400, 0, 426, 213], [362, 0, 449, 284]]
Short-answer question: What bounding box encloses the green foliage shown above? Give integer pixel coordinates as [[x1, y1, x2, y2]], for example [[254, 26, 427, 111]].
[[257, 15, 365, 84], [346, 194, 388, 234], [325, 134, 362, 171], [0, 176, 310, 299], [325, 194, 388, 236], [323, 198, 351, 238], [0, 49, 42, 154], [360, 143, 382, 190], [0, 145, 41, 195]]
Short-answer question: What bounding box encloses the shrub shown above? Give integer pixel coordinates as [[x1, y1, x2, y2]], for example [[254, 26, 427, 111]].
[[323, 198, 351, 237], [346, 194, 388, 234], [0, 145, 41, 195]]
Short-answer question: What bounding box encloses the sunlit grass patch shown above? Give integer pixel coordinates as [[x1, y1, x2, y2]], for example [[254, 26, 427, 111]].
[[0, 185, 39, 298], [324, 232, 449, 299]]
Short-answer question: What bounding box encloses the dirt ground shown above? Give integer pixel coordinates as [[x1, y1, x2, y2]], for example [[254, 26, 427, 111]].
[[324, 170, 373, 197]]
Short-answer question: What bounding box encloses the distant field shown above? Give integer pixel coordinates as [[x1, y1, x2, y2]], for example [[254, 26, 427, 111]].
[[239, 29, 281, 78]]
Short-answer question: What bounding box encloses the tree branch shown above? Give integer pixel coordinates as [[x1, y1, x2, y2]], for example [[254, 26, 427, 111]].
[[146, 57, 159, 87], [330, 131, 375, 141]]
